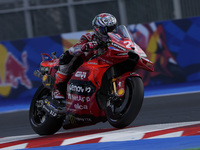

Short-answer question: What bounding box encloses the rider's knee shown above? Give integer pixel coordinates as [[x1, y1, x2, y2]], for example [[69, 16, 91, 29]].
[[59, 51, 73, 65]]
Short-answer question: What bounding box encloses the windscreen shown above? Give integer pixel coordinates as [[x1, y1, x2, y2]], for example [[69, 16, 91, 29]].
[[109, 25, 147, 58], [116, 25, 132, 41]]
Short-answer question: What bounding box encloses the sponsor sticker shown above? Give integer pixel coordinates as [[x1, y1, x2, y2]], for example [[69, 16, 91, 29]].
[[74, 103, 88, 110], [68, 83, 91, 93], [67, 93, 90, 102], [111, 42, 126, 51], [75, 71, 87, 79]]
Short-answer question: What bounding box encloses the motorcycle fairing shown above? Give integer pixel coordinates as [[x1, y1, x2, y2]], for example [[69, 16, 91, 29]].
[[136, 56, 154, 72], [66, 60, 110, 117], [108, 30, 147, 58], [40, 53, 59, 68]]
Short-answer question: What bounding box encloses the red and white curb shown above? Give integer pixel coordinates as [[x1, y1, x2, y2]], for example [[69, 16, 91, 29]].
[[1, 121, 200, 150]]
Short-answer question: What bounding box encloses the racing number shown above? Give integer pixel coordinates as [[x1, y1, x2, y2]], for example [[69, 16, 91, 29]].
[[124, 41, 132, 49]]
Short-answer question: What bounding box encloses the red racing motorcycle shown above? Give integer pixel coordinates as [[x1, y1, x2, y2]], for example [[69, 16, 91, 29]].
[[29, 25, 154, 135]]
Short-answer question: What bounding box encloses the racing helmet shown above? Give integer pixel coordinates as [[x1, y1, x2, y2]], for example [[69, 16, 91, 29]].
[[92, 13, 117, 40]]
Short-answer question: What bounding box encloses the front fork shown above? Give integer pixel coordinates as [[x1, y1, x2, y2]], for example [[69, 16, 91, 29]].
[[110, 67, 118, 96], [110, 67, 140, 98], [112, 78, 118, 96], [107, 68, 122, 113]]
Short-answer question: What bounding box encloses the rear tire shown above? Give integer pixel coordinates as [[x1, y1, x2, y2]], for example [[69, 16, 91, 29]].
[[106, 77, 144, 128], [29, 85, 63, 135]]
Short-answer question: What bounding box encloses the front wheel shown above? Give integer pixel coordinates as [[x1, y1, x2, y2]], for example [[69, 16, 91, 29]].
[[29, 85, 64, 135], [106, 77, 144, 128]]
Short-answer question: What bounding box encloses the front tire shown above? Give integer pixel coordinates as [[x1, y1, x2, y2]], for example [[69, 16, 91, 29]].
[[29, 85, 63, 135], [106, 77, 144, 128]]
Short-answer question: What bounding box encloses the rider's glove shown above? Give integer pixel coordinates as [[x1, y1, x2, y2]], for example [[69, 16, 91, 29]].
[[81, 41, 98, 51]]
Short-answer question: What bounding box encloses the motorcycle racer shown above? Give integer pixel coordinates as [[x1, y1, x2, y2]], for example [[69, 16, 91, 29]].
[[31, 18, 154, 135], [53, 13, 118, 101]]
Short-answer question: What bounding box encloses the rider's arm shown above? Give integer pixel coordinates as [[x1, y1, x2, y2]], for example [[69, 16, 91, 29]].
[[68, 36, 88, 56], [68, 32, 96, 56]]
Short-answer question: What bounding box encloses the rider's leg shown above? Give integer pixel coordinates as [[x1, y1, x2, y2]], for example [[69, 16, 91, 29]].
[[53, 51, 83, 100], [53, 51, 73, 100], [53, 71, 69, 99]]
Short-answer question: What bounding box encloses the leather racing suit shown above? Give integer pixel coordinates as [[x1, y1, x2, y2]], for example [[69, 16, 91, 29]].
[[54, 31, 100, 99]]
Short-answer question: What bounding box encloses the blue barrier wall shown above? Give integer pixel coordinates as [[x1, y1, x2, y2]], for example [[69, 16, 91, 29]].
[[128, 16, 200, 86], [0, 16, 200, 112], [0, 35, 64, 111]]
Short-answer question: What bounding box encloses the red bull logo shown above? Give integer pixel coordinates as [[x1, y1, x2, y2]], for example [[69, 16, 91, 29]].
[[0, 44, 32, 97]]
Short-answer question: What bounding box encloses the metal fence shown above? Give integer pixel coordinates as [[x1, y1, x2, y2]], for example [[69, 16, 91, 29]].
[[0, 0, 200, 41]]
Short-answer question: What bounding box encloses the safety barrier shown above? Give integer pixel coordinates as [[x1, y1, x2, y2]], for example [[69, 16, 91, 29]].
[[0, 16, 200, 112]]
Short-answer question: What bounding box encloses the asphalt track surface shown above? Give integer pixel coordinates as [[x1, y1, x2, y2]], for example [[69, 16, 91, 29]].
[[0, 92, 200, 137]]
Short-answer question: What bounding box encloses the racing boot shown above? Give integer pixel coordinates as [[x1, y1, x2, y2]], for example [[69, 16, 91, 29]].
[[45, 71, 69, 116], [53, 71, 68, 100], [50, 61, 74, 116]]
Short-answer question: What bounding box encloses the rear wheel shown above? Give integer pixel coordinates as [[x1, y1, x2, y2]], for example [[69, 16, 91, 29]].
[[29, 85, 64, 135], [106, 77, 144, 128]]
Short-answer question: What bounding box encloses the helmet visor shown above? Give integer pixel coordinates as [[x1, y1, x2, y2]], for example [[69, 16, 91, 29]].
[[107, 25, 116, 32], [98, 25, 116, 35]]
